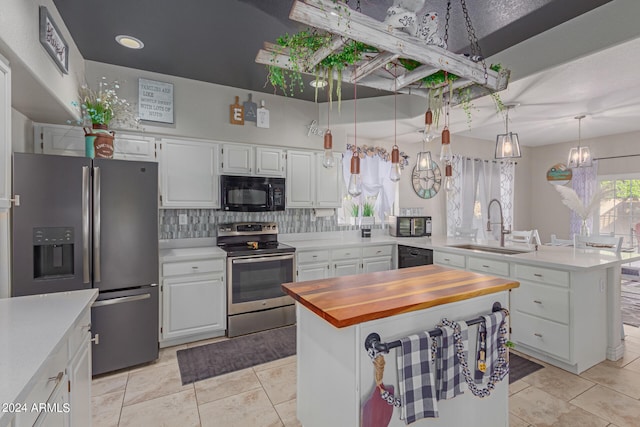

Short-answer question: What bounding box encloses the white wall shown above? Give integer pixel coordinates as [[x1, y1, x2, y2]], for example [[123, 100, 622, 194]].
[[84, 61, 344, 151], [530, 130, 640, 242], [0, 0, 84, 122]]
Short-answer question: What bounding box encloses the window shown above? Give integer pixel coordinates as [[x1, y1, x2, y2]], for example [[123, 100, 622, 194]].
[[446, 156, 515, 240], [597, 175, 640, 248]]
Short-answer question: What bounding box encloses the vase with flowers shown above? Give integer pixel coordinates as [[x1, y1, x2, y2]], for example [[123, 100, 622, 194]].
[[74, 78, 138, 158]]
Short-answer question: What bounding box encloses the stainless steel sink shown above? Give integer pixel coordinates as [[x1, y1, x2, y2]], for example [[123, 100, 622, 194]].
[[447, 244, 531, 255]]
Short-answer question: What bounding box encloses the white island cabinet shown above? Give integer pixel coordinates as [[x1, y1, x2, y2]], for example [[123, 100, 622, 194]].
[[159, 243, 227, 347], [283, 265, 518, 427], [431, 242, 640, 373], [0, 289, 98, 427]]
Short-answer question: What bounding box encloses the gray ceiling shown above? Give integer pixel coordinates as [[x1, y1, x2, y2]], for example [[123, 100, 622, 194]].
[[52, 0, 612, 102]]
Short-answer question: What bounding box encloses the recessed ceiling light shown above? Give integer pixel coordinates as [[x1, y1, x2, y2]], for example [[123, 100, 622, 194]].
[[115, 35, 144, 49], [309, 79, 327, 88]]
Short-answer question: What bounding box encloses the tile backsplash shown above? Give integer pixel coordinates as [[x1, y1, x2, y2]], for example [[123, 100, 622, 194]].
[[159, 209, 382, 239]]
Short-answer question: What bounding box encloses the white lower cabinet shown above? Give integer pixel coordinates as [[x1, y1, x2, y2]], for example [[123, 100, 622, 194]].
[[432, 249, 607, 374], [13, 306, 92, 427], [160, 250, 226, 347], [296, 244, 394, 281]]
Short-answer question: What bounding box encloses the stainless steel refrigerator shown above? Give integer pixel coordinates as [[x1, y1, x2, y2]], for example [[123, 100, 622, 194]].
[[12, 153, 159, 375]]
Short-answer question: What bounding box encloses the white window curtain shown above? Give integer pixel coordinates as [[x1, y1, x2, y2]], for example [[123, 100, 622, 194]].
[[446, 156, 515, 241], [342, 150, 397, 220], [570, 160, 598, 237]]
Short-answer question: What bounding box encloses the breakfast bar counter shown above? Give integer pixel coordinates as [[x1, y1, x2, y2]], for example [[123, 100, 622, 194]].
[[282, 266, 519, 427]]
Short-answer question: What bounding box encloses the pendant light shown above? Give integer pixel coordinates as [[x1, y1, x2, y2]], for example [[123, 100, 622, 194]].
[[567, 115, 592, 168], [441, 76, 453, 193], [348, 60, 362, 197], [322, 101, 335, 168], [495, 103, 522, 159], [389, 64, 401, 182], [417, 109, 434, 172]]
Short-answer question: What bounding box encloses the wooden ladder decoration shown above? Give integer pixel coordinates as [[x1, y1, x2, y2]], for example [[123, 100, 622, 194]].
[[255, 0, 510, 106]]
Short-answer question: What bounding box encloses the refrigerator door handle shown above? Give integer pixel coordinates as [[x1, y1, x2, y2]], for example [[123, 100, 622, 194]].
[[82, 166, 90, 284], [92, 293, 151, 307], [93, 166, 101, 284]]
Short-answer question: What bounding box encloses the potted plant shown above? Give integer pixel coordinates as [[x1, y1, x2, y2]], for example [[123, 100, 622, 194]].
[[74, 77, 138, 158], [361, 202, 375, 225]]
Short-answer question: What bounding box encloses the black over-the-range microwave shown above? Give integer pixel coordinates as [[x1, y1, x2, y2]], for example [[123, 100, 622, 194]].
[[220, 175, 285, 212]]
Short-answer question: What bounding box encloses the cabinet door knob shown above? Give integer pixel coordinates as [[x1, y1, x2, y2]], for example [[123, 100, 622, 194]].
[[91, 334, 100, 345]]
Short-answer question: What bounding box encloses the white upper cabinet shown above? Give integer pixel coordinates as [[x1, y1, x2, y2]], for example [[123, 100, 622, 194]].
[[0, 54, 10, 209], [287, 149, 342, 208], [287, 150, 315, 208], [221, 143, 285, 177], [159, 138, 219, 208], [315, 152, 342, 208], [35, 123, 157, 162], [220, 143, 254, 175], [255, 146, 286, 177]]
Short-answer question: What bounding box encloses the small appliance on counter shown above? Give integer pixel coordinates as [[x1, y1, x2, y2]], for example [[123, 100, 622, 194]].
[[388, 216, 432, 237]]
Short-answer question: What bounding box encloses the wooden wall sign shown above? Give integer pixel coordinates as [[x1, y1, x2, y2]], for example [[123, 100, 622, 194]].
[[546, 163, 572, 185], [39, 6, 68, 74], [138, 78, 174, 123], [230, 96, 244, 125]]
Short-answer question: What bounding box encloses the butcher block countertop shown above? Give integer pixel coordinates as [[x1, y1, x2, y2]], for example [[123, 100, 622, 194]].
[[282, 264, 519, 328]]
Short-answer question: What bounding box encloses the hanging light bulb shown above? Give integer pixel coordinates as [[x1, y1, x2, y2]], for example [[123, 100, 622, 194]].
[[322, 101, 335, 168], [348, 53, 363, 197], [322, 130, 335, 168], [348, 152, 362, 196], [389, 63, 402, 182], [440, 126, 453, 162], [417, 109, 434, 172], [444, 163, 454, 193], [390, 145, 401, 182], [567, 115, 592, 168]]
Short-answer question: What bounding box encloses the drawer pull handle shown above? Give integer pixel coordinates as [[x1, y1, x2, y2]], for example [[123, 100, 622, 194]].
[[444, 258, 450, 261], [534, 333, 543, 338], [36, 372, 65, 425], [345, 253, 350, 256], [192, 266, 199, 269], [312, 255, 318, 258], [533, 300, 542, 304], [377, 250, 382, 254], [482, 264, 490, 268], [534, 273, 543, 277], [91, 334, 100, 345]]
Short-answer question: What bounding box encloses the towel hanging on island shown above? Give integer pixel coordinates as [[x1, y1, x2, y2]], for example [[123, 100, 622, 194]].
[[437, 321, 468, 400], [397, 331, 438, 424], [474, 310, 507, 384]]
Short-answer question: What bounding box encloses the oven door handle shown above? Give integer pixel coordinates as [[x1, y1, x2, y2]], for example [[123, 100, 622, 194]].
[[231, 254, 294, 264]]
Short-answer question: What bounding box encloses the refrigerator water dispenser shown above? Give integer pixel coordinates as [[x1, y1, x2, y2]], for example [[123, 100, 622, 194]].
[[33, 227, 74, 279]]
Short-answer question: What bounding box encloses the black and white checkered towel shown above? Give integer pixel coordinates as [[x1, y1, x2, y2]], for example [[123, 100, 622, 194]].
[[475, 310, 507, 384], [437, 321, 468, 400], [397, 331, 438, 424]]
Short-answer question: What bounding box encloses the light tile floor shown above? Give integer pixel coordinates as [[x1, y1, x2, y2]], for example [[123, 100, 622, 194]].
[[92, 325, 640, 426]]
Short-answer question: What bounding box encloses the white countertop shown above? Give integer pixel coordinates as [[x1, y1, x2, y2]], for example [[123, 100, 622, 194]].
[[0, 289, 98, 425], [280, 230, 640, 270]]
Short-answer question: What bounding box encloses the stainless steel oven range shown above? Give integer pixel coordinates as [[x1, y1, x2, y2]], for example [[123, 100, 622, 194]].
[[217, 222, 296, 337]]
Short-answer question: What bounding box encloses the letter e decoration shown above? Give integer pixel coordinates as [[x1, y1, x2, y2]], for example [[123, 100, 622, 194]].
[[230, 96, 244, 125]]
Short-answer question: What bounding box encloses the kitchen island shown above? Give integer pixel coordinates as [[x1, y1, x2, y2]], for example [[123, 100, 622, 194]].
[[282, 265, 519, 427], [0, 289, 98, 427]]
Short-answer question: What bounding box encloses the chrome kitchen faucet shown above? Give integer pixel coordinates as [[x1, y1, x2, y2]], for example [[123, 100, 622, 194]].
[[487, 199, 511, 247]]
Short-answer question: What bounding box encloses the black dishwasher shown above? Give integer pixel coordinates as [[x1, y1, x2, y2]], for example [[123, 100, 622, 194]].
[[398, 245, 433, 268]]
